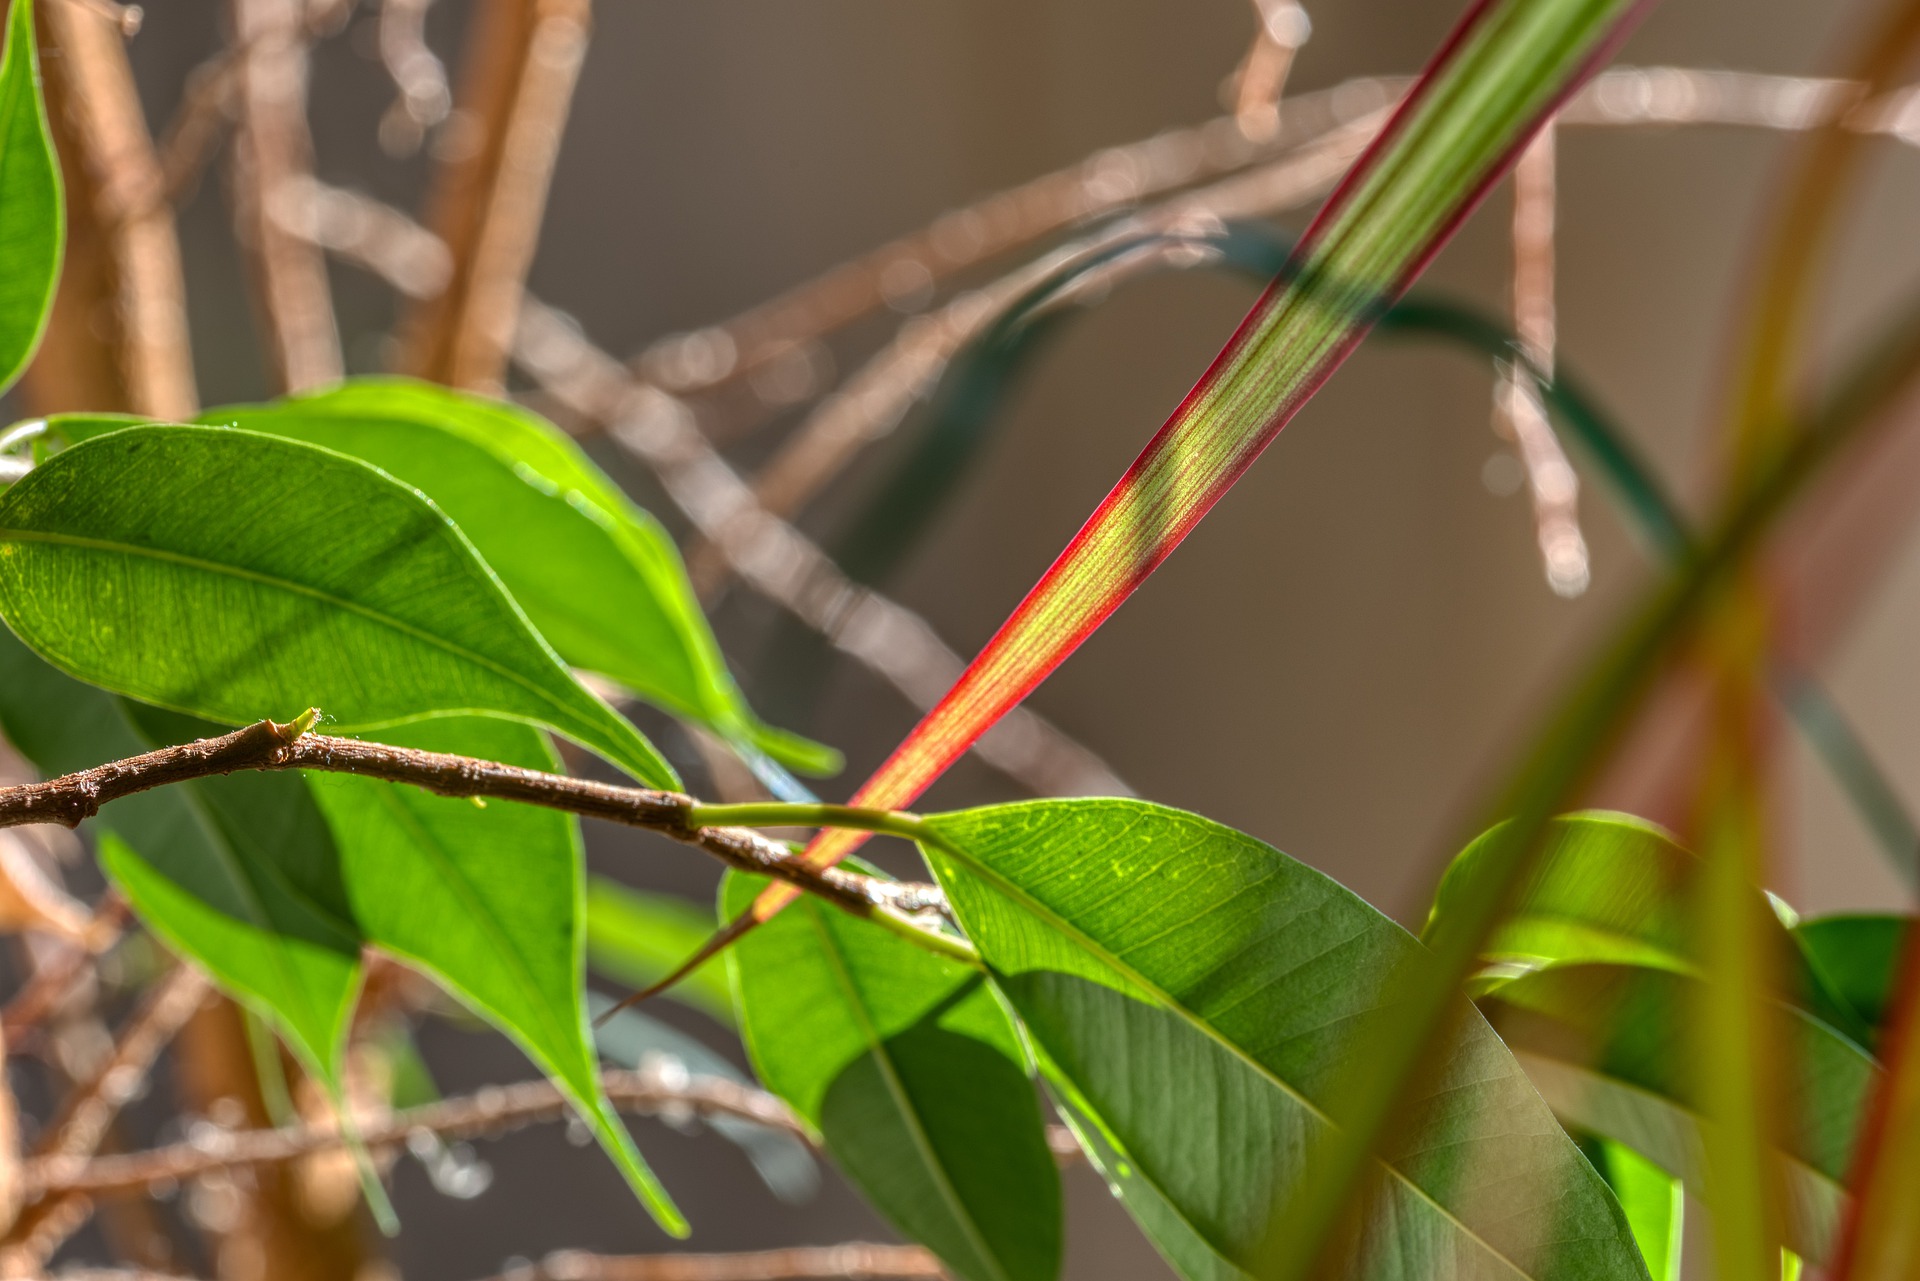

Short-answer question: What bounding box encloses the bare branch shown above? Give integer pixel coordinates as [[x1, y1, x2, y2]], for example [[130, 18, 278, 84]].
[[228, 0, 343, 391], [25, 1068, 805, 1200], [486, 1244, 946, 1281], [1, 897, 130, 1038], [1228, 0, 1312, 142], [0, 717, 938, 932], [397, 0, 592, 391], [376, 0, 450, 155], [32, 0, 197, 418]]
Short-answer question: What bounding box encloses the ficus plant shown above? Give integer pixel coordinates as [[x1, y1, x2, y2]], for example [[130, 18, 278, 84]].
[[0, 0, 1918, 1279]]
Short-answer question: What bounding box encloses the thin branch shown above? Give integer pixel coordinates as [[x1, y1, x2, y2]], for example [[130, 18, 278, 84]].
[[0, 717, 956, 952], [397, 0, 592, 392], [485, 1244, 946, 1281], [1495, 123, 1590, 598], [1229, 0, 1312, 142], [1, 896, 129, 1038], [228, 0, 343, 391], [24, 1067, 805, 1199], [376, 0, 450, 155], [0, 966, 211, 1264], [33, 0, 198, 418]]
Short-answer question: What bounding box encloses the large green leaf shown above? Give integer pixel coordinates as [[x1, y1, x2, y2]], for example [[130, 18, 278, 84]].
[[587, 878, 737, 1027], [1481, 962, 1879, 1264], [195, 380, 837, 781], [723, 869, 1060, 1281], [0, 631, 361, 1082], [0, 0, 60, 395], [916, 799, 1649, 1281], [1582, 1141, 1681, 1281], [1792, 914, 1910, 1040], [307, 716, 683, 1234], [0, 425, 676, 787]]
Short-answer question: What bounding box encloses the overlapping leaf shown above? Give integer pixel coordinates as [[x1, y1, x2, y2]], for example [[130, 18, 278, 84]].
[[0, 425, 676, 787], [724, 868, 1060, 1281], [1482, 962, 1878, 1264], [916, 798, 1649, 1280], [194, 380, 837, 783], [588, 878, 737, 1026], [0, 0, 60, 395]]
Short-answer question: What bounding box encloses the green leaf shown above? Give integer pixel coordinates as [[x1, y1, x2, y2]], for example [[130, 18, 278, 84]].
[[0, 630, 361, 1083], [723, 868, 1060, 1281], [0, 0, 61, 395], [1481, 962, 1878, 1264], [916, 799, 1650, 1281], [1583, 1140, 1682, 1281], [195, 379, 838, 779], [1426, 812, 1698, 983], [0, 424, 676, 787], [306, 716, 684, 1235], [1792, 914, 1910, 1039], [587, 878, 737, 1027]]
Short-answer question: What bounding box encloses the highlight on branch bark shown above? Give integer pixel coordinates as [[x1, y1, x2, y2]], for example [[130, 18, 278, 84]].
[[0, 717, 952, 949], [28, 0, 196, 419], [397, 0, 591, 392], [227, 0, 342, 391]]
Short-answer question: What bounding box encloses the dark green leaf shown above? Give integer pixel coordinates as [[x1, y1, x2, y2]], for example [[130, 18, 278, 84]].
[[0, 630, 361, 1081], [196, 380, 837, 779], [0, 0, 60, 395], [1793, 914, 1910, 1039], [306, 716, 683, 1234], [1482, 962, 1878, 1264], [587, 878, 736, 1026], [918, 799, 1649, 1281], [723, 869, 1060, 1281], [0, 425, 676, 786]]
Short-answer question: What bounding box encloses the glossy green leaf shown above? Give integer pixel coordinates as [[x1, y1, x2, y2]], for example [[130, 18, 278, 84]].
[[306, 716, 684, 1234], [587, 878, 736, 1026], [0, 630, 361, 1083], [1482, 962, 1879, 1264], [723, 869, 1060, 1281], [0, 425, 676, 787], [195, 380, 837, 780], [0, 0, 61, 395], [916, 799, 1649, 1280]]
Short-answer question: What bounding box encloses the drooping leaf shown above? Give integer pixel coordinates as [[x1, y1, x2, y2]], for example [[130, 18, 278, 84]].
[[0, 425, 676, 787], [761, 0, 1654, 929], [587, 878, 736, 1026], [916, 799, 1650, 1280], [0, 630, 361, 1083], [305, 716, 684, 1234], [1482, 961, 1879, 1264], [0, 0, 61, 395], [191, 380, 837, 782], [723, 869, 1060, 1281], [588, 994, 818, 1205]]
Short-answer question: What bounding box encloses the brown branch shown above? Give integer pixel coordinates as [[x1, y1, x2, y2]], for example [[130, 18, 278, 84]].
[[0, 716, 932, 928], [1, 896, 129, 1038], [24, 1067, 805, 1200], [375, 0, 450, 155], [0, 966, 211, 1264], [228, 0, 342, 391], [397, 0, 591, 392], [1228, 0, 1311, 142], [30, 0, 197, 419], [486, 1244, 946, 1281]]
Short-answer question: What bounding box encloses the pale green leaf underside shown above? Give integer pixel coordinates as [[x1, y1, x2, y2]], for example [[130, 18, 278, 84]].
[[0, 426, 676, 787], [920, 799, 1649, 1281], [0, 0, 61, 395], [725, 870, 1060, 1281]]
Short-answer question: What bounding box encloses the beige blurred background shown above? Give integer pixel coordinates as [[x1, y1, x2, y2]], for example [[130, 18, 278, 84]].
[[117, 0, 1920, 1275]]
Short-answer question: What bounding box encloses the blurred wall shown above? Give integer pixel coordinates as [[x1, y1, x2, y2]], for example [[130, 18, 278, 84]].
[[120, 0, 1920, 1276]]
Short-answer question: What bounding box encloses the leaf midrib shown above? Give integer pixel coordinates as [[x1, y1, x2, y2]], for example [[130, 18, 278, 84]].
[[924, 827, 1535, 1280], [0, 525, 593, 732], [804, 900, 1014, 1281]]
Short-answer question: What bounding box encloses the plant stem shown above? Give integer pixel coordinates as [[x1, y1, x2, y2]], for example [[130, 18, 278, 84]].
[[684, 803, 929, 843]]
